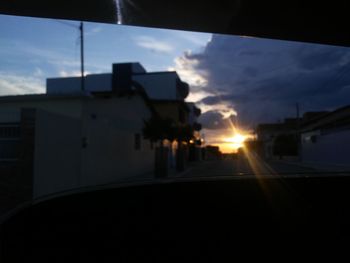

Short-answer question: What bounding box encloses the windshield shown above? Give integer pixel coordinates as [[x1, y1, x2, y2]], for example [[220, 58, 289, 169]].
[[0, 14, 350, 207]]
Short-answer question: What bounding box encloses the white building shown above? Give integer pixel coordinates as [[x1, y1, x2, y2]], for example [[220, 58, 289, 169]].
[[47, 62, 189, 101], [301, 105, 350, 171], [0, 62, 201, 201], [0, 64, 158, 198]]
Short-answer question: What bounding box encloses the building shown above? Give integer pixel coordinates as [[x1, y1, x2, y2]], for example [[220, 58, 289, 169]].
[[0, 63, 161, 205], [300, 105, 350, 171], [0, 93, 155, 201], [256, 118, 299, 160], [49, 62, 201, 174], [0, 62, 203, 216], [186, 102, 203, 161], [204, 145, 222, 160]]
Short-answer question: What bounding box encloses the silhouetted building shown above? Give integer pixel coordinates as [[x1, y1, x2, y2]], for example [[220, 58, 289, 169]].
[[256, 118, 299, 159], [187, 102, 202, 162], [205, 145, 222, 160]]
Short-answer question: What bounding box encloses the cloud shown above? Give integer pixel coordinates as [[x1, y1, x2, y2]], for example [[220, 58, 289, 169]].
[[199, 110, 236, 130], [86, 26, 103, 36], [59, 70, 91, 77], [33, 67, 44, 77], [197, 101, 237, 119], [173, 31, 211, 46], [0, 72, 45, 95], [292, 45, 350, 71], [186, 89, 215, 103], [172, 34, 350, 130], [3, 39, 107, 78], [134, 36, 174, 53], [169, 51, 208, 87]]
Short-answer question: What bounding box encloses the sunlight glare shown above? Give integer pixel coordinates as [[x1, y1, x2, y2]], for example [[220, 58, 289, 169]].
[[223, 133, 247, 151]]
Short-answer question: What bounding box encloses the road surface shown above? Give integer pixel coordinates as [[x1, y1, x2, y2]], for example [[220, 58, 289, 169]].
[[183, 152, 318, 178]]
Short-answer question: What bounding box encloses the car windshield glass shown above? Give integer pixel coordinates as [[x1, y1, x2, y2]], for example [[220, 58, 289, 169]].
[[0, 14, 350, 204]]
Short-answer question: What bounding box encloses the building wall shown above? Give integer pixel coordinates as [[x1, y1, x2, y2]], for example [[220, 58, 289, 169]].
[[0, 109, 35, 215], [0, 99, 82, 199], [80, 95, 155, 186], [47, 74, 113, 94], [0, 109, 21, 123], [257, 128, 297, 159], [0, 99, 82, 119], [1, 94, 155, 198], [301, 129, 350, 170], [33, 110, 82, 198]]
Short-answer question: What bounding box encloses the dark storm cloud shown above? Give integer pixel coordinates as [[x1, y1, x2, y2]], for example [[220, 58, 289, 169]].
[[186, 34, 350, 128], [199, 110, 236, 130], [201, 96, 222, 105], [292, 46, 350, 71], [242, 67, 259, 78], [238, 50, 262, 57]]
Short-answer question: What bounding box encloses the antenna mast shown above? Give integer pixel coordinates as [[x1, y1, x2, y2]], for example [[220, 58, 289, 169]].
[[80, 21, 85, 91]]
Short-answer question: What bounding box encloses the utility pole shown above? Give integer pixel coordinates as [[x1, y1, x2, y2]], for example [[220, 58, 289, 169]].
[[296, 102, 301, 160], [80, 21, 85, 92], [296, 102, 300, 120], [296, 102, 300, 133]]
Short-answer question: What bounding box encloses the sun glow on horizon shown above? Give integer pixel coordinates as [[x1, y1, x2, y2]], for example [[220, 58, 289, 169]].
[[223, 133, 247, 152]]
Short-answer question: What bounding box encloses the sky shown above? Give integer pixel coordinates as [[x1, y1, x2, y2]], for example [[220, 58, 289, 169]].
[[0, 14, 209, 91], [1, 14, 350, 153]]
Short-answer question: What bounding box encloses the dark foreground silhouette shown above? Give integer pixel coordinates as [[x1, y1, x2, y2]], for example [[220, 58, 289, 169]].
[[2, 175, 350, 261]]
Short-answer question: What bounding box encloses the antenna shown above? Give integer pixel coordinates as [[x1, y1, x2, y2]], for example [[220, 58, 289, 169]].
[[80, 21, 85, 92]]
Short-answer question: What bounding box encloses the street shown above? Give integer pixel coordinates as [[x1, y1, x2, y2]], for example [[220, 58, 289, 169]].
[[183, 152, 317, 178]]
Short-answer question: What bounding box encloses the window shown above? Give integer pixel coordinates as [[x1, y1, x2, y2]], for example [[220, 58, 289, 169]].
[[0, 125, 20, 138]]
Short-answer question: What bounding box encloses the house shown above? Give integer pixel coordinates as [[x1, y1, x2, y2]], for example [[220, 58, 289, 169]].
[[0, 62, 203, 215], [256, 118, 299, 160], [132, 70, 189, 101], [0, 63, 157, 203], [186, 102, 203, 161], [131, 64, 203, 170], [46, 62, 199, 182], [300, 105, 350, 171], [49, 62, 201, 173]]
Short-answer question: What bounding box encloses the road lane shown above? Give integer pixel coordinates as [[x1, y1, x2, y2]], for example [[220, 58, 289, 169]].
[[184, 153, 317, 178]]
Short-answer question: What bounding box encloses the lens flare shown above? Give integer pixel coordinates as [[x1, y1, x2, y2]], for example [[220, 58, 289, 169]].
[[223, 133, 247, 151]]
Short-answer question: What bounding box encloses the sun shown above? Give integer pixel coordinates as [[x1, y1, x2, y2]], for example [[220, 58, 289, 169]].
[[227, 134, 246, 144], [223, 133, 247, 152]]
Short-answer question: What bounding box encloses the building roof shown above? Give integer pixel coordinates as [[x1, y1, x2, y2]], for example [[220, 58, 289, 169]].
[[301, 105, 350, 132], [256, 118, 299, 132], [0, 93, 90, 102], [133, 71, 177, 76], [0, 88, 158, 117]]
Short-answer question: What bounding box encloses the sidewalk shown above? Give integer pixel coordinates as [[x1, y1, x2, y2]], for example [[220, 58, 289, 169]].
[[273, 159, 350, 172]]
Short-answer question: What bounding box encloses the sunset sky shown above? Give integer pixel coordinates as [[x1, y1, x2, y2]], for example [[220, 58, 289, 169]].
[[1, 14, 350, 153]]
